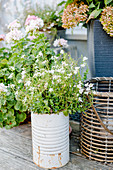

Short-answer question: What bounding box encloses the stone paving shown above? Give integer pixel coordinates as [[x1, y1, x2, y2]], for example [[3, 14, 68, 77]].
[[0, 123, 113, 170]]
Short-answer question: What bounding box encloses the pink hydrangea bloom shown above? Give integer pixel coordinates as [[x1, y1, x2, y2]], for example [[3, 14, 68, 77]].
[[25, 15, 38, 25], [8, 19, 21, 30], [53, 38, 68, 48], [0, 34, 5, 41]]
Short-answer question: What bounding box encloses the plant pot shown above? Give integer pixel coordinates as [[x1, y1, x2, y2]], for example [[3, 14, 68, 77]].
[[56, 29, 66, 39], [87, 20, 113, 77], [31, 111, 69, 169]]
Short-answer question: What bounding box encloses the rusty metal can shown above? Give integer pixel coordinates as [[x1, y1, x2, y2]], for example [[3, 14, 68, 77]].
[[31, 111, 69, 169]]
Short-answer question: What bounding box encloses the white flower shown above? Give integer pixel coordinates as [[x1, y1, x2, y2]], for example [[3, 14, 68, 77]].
[[18, 79, 22, 83], [49, 88, 53, 92], [25, 81, 31, 86], [81, 63, 86, 68], [74, 67, 80, 74], [83, 56, 88, 61], [35, 59, 39, 63], [60, 50, 64, 54], [62, 61, 68, 66], [21, 55, 25, 58], [79, 89, 84, 94], [38, 51, 43, 56], [85, 83, 89, 87], [42, 61, 47, 65], [67, 73, 72, 77], [46, 12, 49, 15], [89, 83, 93, 88], [10, 84, 15, 88], [84, 91, 89, 95], [0, 83, 8, 93], [79, 97, 83, 102], [93, 91, 97, 95], [77, 84, 81, 89], [56, 18, 59, 21], [15, 91, 18, 96], [53, 38, 68, 48], [8, 73, 14, 79], [50, 23, 54, 27], [8, 20, 21, 30], [49, 70, 55, 74], [53, 75, 61, 79], [44, 83, 48, 88], [25, 17, 44, 33], [5, 29, 23, 43], [23, 97, 27, 103], [57, 79, 61, 83], [21, 70, 26, 79], [43, 29, 46, 31], [9, 66, 15, 71]]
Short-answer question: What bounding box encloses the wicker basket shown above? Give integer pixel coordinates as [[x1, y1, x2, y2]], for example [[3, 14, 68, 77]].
[[80, 77, 113, 164]]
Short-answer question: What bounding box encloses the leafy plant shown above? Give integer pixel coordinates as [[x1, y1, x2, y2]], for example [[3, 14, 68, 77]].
[[0, 17, 93, 129], [62, 0, 113, 36]]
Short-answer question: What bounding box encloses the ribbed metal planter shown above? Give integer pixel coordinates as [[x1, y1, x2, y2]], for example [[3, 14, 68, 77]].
[[87, 20, 113, 77], [31, 112, 69, 169]]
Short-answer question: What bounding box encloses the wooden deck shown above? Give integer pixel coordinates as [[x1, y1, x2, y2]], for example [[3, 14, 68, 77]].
[[0, 123, 113, 170]]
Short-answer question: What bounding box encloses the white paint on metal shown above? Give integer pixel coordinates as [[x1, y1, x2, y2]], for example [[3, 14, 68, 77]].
[[31, 112, 69, 169]]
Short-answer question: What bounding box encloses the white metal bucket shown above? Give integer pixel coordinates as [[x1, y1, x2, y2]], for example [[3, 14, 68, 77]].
[[31, 112, 69, 169]]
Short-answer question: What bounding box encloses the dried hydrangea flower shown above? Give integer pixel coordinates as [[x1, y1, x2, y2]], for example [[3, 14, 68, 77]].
[[62, 3, 89, 29], [100, 6, 113, 37]]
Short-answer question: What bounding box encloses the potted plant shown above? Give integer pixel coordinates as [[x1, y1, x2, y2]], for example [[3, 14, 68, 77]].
[[0, 18, 93, 168], [13, 34, 93, 168], [62, 0, 113, 77], [23, 3, 66, 44]]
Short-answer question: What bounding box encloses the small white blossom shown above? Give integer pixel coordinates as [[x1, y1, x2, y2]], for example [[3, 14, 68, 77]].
[[18, 79, 22, 83], [60, 50, 64, 54], [81, 63, 86, 68], [74, 67, 80, 74], [10, 84, 15, 88], [8, 20, 21, 30], [67, 73, 72, 77], [39, 51, 43, 56], [35, 59, 39, 63], [21, 70, 26, 79], [53, 38, 68, 48], [5, 29, 23, 43], [83, 56, 88, 61], [25, 81, 31, 86], [8, 73, 14, 79], [79, 97, 83, 102], [9, 66, 15, 71], [49, 88, 53, 92], [0, 83, 8, 93], [79, 89, 84, 94]]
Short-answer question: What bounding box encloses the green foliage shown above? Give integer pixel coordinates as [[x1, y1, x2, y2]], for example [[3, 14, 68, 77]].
[[0, 28, 93, 129]]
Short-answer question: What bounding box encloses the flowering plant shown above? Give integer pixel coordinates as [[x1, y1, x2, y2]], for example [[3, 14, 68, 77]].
[[23, 3, 65, 41], [13, 48, 93, 115], [62, 0, 113, 36], [0, 17, 93, 128]]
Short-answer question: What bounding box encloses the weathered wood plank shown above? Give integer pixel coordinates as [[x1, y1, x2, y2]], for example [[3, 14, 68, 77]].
[[0, 124, 113, 170], [0, 149, 42, 170]]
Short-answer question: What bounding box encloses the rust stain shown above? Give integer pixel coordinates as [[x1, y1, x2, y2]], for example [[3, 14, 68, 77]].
[[51, 167, 57, 169], [38, 146, 40, 166], [58, 153, 62, 166], [50, 154, 55, 157]]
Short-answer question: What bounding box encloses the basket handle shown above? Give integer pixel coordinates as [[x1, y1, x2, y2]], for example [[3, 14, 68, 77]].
[[87, 95, 113, 135]]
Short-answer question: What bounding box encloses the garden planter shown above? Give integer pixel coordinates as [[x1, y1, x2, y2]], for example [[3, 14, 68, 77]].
[[31, 111, 69, 169], [57, 29, 66, 39], [87, 20, 113, 77]]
